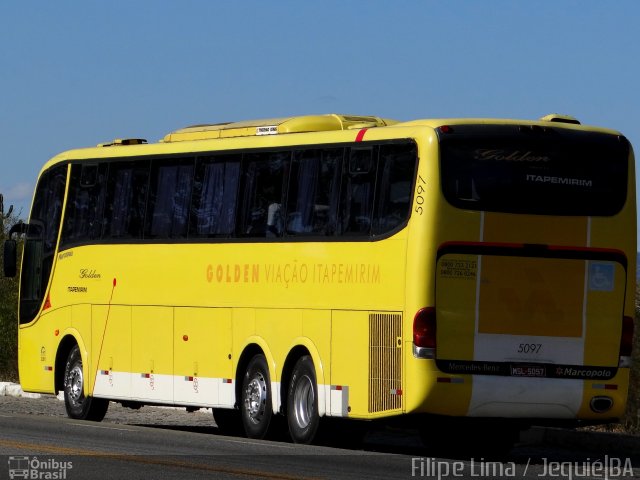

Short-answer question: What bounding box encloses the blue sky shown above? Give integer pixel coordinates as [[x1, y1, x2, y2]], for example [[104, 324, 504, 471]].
[[1, 2, 639, 243]]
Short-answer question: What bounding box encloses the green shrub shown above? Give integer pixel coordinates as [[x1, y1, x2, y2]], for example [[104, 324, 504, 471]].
[[0, 209, 20, 382], [0, 273, 18, 381]]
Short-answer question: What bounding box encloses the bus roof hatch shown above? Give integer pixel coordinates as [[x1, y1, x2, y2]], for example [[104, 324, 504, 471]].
[[540, 113, 581, 125], [98, 138, 148, 147]]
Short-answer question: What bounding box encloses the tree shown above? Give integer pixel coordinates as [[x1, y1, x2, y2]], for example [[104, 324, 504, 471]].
[[0, 194, 21, 381]]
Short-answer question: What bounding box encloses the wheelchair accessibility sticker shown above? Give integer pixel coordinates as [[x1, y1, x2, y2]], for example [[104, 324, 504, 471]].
[[588, 262, 615, 292]]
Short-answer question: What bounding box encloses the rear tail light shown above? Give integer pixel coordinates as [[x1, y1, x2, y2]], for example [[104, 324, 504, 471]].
[[620, 315, 634, 358], [413, 307, 436, 349]]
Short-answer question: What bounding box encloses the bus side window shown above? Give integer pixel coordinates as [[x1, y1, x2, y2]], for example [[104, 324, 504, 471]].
[[61, 164, 108, 246], [340, 147, 376, 236], [103, 161, 150, 239], [286, 148, 342, 236], [145, 158, 194, 239], [373, 143, 417, 235], [190, 155, 240, 237], [240, 152, 289, 238]]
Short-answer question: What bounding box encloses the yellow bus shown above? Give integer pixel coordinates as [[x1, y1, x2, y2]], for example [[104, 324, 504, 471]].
[[3, 113, 636, 448]]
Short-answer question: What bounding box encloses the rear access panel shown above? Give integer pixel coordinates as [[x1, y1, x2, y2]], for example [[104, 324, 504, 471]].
[[435, 245, 626, 380]]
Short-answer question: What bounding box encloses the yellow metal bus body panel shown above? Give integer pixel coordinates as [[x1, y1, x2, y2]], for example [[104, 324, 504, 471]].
[[16, 115, 635, 426]]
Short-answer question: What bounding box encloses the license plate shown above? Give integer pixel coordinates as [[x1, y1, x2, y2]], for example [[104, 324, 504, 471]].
[[511, 365, 546, 377]]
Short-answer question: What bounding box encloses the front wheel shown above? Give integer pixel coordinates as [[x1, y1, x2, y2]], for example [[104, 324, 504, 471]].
[[240, 354, 273, 439], [63, 345, 109, 421], [287, 355, 320, 444]]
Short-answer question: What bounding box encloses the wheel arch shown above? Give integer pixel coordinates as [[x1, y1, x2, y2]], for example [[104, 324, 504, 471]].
[[54, 330, 88, 394]]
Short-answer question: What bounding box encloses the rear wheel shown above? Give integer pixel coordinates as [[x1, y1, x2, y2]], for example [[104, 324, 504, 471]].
[[287, 355, 320, 444], [240, 354, 273, 439], [63, 345, 109, 421]]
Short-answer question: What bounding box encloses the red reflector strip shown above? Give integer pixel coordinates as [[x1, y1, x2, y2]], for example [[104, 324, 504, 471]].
[[43, 294, 52, 311], [100, 370, 110, 376], [390, 389, 403, 396], [592, 384, 618, 390], [331, 385, 343, 391], [44, 366, 53, 371], [141, 373, 151, 379], [184, 376, 194, 382], [223, 379, 233, 384], [355, 128, 368, 142]]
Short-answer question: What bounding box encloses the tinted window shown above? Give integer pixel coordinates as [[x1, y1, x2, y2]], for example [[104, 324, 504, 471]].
[[103, 161, 150, 238], [191, 155, 240, 237], [287, 149, 343, 235], [145, 159, 194, 239], [439, 126, 629, 216], [373, 143, 416, 235], [62, 164, 108, 245], [21, 164, 67, 323], [340, 147, 377, 235], [56, 140, 417, 247], [240, 152, 289, 237]]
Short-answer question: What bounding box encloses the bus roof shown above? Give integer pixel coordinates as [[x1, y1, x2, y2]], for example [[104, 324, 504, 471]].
[[160, 113, 625, 143], [43, 112, 624, 171]]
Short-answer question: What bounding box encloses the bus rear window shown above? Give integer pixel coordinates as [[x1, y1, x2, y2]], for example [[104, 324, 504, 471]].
[[439, 126, 629, 216]]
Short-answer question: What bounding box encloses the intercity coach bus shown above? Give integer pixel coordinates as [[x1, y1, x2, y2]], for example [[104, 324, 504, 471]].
[[3, 113, 635, 448]]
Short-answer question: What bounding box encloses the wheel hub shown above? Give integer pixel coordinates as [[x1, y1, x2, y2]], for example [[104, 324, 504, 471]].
[[293, 374, 314, 429], [244, 372, 267, 423], [68, 365, 84, 403]]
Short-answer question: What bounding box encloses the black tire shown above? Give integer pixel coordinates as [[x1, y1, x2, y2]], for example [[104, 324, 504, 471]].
[[212, 408, 243, 436], [63, 345, 109, 421], [240, 354, 273, 439], [286, 355, 320, 444]]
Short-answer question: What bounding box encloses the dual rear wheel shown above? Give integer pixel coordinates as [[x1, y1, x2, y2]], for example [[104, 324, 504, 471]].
[[216, 353, 320, 444], [240, 354, 274, 439], [286, 355, 320, 444]]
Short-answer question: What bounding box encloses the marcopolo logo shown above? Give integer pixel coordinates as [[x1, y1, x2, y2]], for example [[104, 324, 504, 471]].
[[8, 456, 73, 479]]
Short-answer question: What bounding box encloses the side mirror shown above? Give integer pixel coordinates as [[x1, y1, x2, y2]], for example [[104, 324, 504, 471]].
[[3, 239, 17, 277]]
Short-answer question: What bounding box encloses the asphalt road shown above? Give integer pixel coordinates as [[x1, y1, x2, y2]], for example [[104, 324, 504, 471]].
[[0, 396, 638, 480]]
